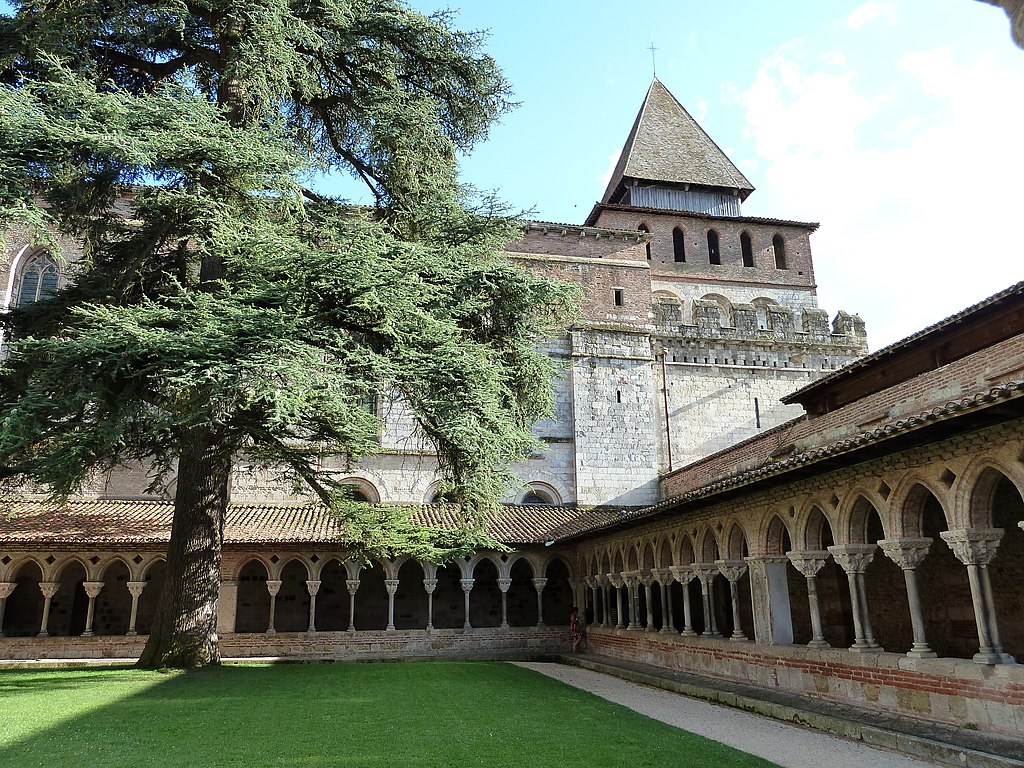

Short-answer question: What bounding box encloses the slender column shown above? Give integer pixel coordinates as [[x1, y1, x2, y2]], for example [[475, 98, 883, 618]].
[[383, 578, 400, 632], [787, 551, 830, 648], [532, 577, 548, 627], [497, 578, 512, 629], [302, 580, 321, 633], [621, 572, 639, 630], [828, 544, 879, 652], [80, 581, 104, 637], [941, 528, 1008, 664], [585, 577, 599, 625], [37, 581, 60, 637], [423, 578, 437, 631], [569, 577, 586, 619], [650, 568, 672, 633], [879, 538, 936, 658], [668, 566, 695, 636], [607, 574, 625, 628], [265, 580, 282, 634], [345, 579, 359, 632], [460, 578, 474, 629], [715, 560, 749, 641], [692, 564, 720, 637], [641, 576, 656, 632], [0, 582, 16, 638], [600, 576, 611, 627], [126, 581, 147, 636]]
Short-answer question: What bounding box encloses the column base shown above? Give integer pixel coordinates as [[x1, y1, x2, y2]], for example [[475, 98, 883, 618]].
[[307, 627, 317, 634], [500, 622, 509, 629], [426, 624, 433, 632], [806, 639, 830, 649], [386, 625, 395, 632], [37, 631, 49, 637], [645, 626, 656, 633], [729, 633, 749, 642], [267, 628, 276, 634], [82, 630, 94, 637], [907, 644, 936, 659], [659, 627, 674, 634], [347, 627, 355, 633], [1001, 653, 1017, 664], [848, 643, 881, 653], [126, 630, 137, 637], [973, 650, 1002, 664], [680, 628, 697, 637], [702, 631, 722, 639], [463, 623, 472, 630]]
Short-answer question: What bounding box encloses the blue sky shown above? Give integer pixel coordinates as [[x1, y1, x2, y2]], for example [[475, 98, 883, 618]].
[[4, 1, 1022, 349]]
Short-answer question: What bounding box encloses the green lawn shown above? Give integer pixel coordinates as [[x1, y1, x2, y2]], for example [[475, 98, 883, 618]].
[[0, 661, 778, 767]]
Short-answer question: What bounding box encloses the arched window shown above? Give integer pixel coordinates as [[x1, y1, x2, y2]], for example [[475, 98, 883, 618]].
[[638, 224, 651, 260], [14, 252, 59, 307], [522, 491, 550, 505], [740, 232, 754, 267], [519, 483, 561, 505], [707, 230, 720, 265], [672, 227, 686, 263], [772, 234, 787, 269]]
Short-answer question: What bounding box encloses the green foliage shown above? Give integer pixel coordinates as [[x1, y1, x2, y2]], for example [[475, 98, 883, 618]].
[[0, 1, 579, 561], [0, 664, 779, 767]]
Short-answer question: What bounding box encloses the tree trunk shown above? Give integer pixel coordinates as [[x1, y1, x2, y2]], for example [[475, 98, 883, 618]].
[[137, 428, 230, 669]]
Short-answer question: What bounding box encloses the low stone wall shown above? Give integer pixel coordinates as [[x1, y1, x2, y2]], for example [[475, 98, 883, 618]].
[[586, 627, 1024, 738], [0, 627, 569, 662]]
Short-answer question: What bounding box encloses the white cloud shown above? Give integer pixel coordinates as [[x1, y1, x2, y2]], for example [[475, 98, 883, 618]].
[[846, 1, 898, 30], [598, 150, 620, 188], [738, 44, 1024, 349]]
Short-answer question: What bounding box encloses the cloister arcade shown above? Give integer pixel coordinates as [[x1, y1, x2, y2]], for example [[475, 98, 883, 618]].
[[0, 550, 575, 639], [575, 450, 1024, 666]]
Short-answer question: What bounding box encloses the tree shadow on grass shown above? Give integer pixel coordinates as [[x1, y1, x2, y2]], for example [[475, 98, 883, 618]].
[[0, 662, 777, 768]]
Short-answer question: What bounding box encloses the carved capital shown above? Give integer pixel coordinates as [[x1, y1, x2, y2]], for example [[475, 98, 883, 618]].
[[266, 579, 282, 597], [649, 567, 669, 584], [38, 581, 60, 599], [497, 578, 512, 593], [606, 573, 624, 589], [691, 563, 718, 583], [383, 578, 400, 595], [878, 538, 933, 570], [531, 577, 548, 592], [306, 580, 322, 597], [584, 576, 598, 589], [714, 559, 747, 583], [940, 528, 1003, 566], [0, 582, 16, 600], [460, 578, 475, 593], [827, 544, 877, 574], [126, 581, 147, 598], [345, 579, 360, 596], [620, 570, 640, 588], [82, 581, 104, 599], [668, 565, 692, 584], [422, 578, 438, 594], [787, 550, 830, 578]]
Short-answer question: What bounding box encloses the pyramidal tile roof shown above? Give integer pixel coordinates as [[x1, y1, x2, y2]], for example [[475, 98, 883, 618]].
[[601, 78, 755, 203]]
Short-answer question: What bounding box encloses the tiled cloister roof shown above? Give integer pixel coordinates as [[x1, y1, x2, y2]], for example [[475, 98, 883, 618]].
[[0, 499, 625, 548]]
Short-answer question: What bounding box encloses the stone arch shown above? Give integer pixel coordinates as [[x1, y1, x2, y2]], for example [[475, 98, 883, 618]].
[[772, 233, 787, 269], [431, 561, 465, 629], [275, 558, 312, 632], [723, 522, 749, 559], [799, 505, 837, 550], [393, 558, 427, 630], [139, 555, 167, 581], [94, 557, 133, 635], [890, 475, 954, 537], [235, 558, 271, 633], [353, 560, 388, 630], [135, 559, 166, 635], [314, 557, 349, 631], [502, 553, 535, 581], [740, 230, 754, 267], [837, 490, 888, 544], [639, 541, 656, 571], [656, 536, 674, 568], [956, 457, 1024, 529], [339, 476, 381, 503], [698, 529, 720, 563], [763, 514, 792, 555], [612, 550, 625, 574], [517, 482, 562, 506], [543, 556, 573, 625], [52, 555, 92, 582], [751, 297, 779, 332], [507, 557, 537, 627], [49, 558, 88, 636], [1, 242, 35, 310], [700, 293, 733, 328], [229, 553, 274, 581], [8, 248, 61, 309], [625, 542, 640, 571], [2, 559, 44, 636], [677, 533, 696, 565], [469, 557, 500, 628], [985, 472, 1024, 657], [672, 226, 686, 263], [652, 289, 684, 324], [707, 228, 721, 265]]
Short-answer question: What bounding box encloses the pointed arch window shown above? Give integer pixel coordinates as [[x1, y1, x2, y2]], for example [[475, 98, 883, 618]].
[[740, 232, 754, 267], [672, 227, 686, 262], [707, 230, 721, 265], [772, 234, 787, 269], [15, 252, 59, 307], [638, 224, 651, 260]]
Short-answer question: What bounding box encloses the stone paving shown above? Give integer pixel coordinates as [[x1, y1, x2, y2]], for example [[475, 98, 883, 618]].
[[514, 661, 946, 768]]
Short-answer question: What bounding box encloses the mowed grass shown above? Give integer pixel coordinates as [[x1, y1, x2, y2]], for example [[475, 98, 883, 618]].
[[0, 661, 778, 768]]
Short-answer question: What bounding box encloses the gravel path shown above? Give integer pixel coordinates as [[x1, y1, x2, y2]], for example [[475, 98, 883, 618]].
[[512, 661, 940, 768]]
